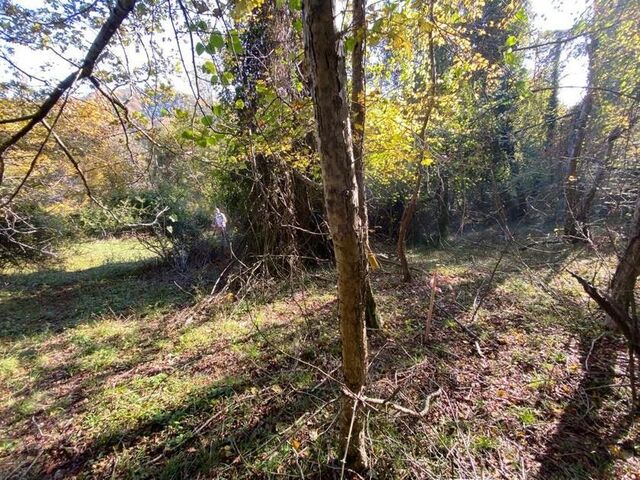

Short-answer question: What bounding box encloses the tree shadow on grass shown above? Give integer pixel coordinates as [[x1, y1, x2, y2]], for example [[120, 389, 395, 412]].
[[14, 315, 346, 480], [534, 334, 636, 479], [0, 259, 193, 339]]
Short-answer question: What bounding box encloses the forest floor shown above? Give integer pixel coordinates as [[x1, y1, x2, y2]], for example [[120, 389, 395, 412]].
[[0, 232, 638, 479]]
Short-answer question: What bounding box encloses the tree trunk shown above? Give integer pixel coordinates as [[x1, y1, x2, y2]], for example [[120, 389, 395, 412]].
[[573, 124, 629, 239], [396, 0, 436, 282], [436, 169, 449, 245], [351, 0, 380, 329], [397, 172, 422, 282], [563, 37, 597, 240], [611, 193, 640, 314], [544, 36, 563, 150], [303, 0, 369, 471]]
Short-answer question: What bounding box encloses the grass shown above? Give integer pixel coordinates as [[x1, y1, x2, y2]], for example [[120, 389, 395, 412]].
[[0, 231, 638, 479]]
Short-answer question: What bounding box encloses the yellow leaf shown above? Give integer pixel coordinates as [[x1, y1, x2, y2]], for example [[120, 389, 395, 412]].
[[367, 251, 380, 271]]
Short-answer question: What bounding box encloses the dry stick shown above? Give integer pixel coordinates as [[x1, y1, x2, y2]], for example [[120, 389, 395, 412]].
[[0, 114, 36, 125], [584, 332, 606, 372], [425, 273, 437, 338], [340, 391, 361, 480]]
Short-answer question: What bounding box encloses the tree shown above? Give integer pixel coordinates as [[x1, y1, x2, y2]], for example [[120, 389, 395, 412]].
[[302, 0, 369, 470], [351, 0, 381, 328], [611, 191, 640, 316], [396, 0, 436, 282], [0, 0, 137, 203], [563, 36, 597, 240]]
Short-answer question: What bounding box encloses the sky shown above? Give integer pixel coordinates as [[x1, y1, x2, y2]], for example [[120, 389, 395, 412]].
[[2, 0, 591, 106], [528, 0, 590, 106]]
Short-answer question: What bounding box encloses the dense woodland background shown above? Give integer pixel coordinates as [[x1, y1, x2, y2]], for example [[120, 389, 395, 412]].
[[0, 0, 639, 478]]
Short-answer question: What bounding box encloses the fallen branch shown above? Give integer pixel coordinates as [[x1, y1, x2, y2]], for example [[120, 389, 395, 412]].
[[345, 387, 443, 417], [568, 270, 640, 357]]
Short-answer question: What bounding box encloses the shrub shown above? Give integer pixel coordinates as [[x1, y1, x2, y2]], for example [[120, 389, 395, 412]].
[[0, 203, 60, 269]]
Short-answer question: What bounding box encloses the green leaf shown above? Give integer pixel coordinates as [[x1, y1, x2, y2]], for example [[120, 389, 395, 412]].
[[292, 18, 303, 34], [289, 0, 302, 10], [195, 42, 205, 56], [227, 32, 244, 54], [210, 74, 219, 85], [181, 129, 198, 140], [201, 115, 215, 127], [503, 51, 517, 67], [505, 35, 517, 47], [212, 104, 223, 116], [371, 18, 383, 34], [202, 61, 216, 74], [221, 71, 234, 85], [234, 99, 245, 109], [345, 36, 356, 53], [209, 31, 225, 51]]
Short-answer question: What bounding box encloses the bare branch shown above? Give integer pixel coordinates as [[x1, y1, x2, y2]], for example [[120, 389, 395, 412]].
[[0, 0, 137, 189]]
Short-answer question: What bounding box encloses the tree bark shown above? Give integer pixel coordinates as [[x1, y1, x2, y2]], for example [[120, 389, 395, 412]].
[[351, 0, 380, 329], [611, 193, 640, 314], [303, 0, 369, 471], [544, 35, 563, 150]]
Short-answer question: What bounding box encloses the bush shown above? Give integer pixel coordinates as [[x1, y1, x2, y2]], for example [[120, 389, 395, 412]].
[[0, 203, 60, 269], [79, 188, 220, 270]]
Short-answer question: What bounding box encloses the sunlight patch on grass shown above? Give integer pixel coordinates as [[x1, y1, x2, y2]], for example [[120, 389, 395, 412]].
[[0, 356, 20, 381], [177, 323, 216, 352], [83, 372, 210, 441], [76, 346, 121, 372], [70, 319, 138, 347], [63, 238, 156, 272]]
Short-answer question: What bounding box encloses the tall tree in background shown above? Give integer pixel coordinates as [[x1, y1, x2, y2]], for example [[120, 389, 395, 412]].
[[563, 35, 597, 240], [396, 0, 437, 282], [303, 0, 369, 470], [351, 0, 380, 328]]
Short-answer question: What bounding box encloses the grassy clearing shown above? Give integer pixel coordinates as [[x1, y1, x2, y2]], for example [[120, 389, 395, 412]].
[[0, 232, 638, 479]]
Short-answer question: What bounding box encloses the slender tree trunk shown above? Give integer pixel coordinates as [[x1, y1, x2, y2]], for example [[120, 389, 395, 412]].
[[573, 124, 628, 238], [611, 193, 640, 314], [396, 0, 436, 282], [303, 0, 369, 470], [397, 172, 422, 281], [436, 169, 449, 245], [351, 0, 380, 329], [563, 37, 597, 240], [544, 36, 563, 150]]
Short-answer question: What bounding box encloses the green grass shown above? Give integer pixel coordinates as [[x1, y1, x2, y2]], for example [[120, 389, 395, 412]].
[[1, 233, 638, 479]]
